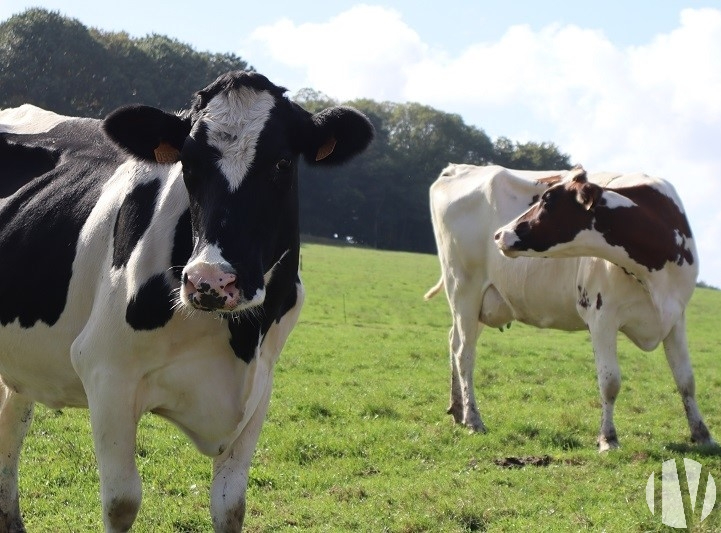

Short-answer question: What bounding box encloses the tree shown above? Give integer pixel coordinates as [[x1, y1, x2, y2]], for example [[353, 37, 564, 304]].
[[0, 9, 253, 117], [493, 136, 571, 169]]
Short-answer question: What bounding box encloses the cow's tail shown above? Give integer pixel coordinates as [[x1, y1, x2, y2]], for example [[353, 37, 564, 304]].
[[424, 277, 444, 300]]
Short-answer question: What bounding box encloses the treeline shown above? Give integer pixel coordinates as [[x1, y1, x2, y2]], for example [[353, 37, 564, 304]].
[[0, 8, 251, 116], [0, 8, 571, 254]]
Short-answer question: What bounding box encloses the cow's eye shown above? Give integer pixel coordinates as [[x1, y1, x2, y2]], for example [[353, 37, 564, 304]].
[[276, 159, 291, 171]]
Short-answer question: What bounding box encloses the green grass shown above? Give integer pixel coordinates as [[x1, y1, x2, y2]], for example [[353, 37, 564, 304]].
[[17, 243, 721, 531]]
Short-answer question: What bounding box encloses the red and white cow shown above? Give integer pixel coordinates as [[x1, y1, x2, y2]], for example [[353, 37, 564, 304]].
[[0, 71, 373, 531], [426, 163, 713, 450]]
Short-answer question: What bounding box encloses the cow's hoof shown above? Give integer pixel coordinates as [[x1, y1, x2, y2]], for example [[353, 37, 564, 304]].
[[597, 435, 619, 452], [693, 436, 718, 449], [690, 423, 714, 447], [465, 418, 487, 434]]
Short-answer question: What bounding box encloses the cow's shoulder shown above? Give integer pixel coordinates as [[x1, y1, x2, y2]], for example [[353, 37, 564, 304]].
[[0, 111, 128, 329]]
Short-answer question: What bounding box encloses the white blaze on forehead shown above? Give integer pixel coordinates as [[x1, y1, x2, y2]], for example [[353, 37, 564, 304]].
[[201, 88, 276, 192]]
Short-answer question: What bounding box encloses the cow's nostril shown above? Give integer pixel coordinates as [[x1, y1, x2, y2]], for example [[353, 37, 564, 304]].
[[218, 273, 236, 290], [223, 280, 237, 298]]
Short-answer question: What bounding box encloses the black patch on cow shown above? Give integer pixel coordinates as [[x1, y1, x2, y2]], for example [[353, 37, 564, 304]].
[[578, 287, 590, 309], [125, 273, 175, 330], [228, 316, 263, 364], [170, 209, 193, 281], [0, 119, 124, 328], [227, 265, 299, 363], [596, 293, 603, 310], [0, 135, 60, 198], [112, 179, 161, 269]]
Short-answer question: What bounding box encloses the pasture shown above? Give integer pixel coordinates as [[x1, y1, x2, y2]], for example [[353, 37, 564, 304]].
[[18, 243, 721, 531]]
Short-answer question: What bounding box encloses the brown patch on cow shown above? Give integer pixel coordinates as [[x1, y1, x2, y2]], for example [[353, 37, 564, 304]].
[[534, 174, 563, 186], [493, 455, 552, 468], [509, 184, 595, 254], [107, 498, 140, 532], [594, 185, 694, 271], [595, 292, 603, 310], [214, 499, 246, 531]]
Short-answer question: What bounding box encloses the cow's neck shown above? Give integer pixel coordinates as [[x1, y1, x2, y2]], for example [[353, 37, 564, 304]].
[[584, 205, 697, 318], [592, 190, 695, 280]]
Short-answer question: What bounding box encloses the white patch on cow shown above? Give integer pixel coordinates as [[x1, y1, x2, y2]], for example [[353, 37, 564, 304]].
[[675, 229, 685, 247], [263, 249, 289, 285], [189, 242, 227, 266], [246, 286, 267, 308], [538, 228, 624, 260], [0, 104, 71, 134], [601, 190, 637, 209], [495, 228, 520, 256], [201, 88, 276, 192]]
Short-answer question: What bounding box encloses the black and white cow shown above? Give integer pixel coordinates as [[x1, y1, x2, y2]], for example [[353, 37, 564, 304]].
[[0, 71, 373, 532], [425, 164, 713, 451]]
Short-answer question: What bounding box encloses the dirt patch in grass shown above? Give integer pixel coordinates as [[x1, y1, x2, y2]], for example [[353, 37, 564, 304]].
[[493, 455, 553, 468]]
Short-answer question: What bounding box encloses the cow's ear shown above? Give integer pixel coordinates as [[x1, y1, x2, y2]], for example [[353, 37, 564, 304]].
[[103, 105, 191, 164], [577, 182, 603, 211], [303, 106, 374, 166]]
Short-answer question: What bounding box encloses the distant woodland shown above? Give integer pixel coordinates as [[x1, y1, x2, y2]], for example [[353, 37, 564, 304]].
[[0, 8, 571, 254]]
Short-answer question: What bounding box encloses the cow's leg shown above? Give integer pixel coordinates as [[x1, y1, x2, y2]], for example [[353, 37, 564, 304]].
[[589, 325, 621, 451], [662, 316, 714, 445], [210, 286, 303, 531], [447, 283, 485, 432], [85, 375, 142, 533], [210, 374, 272, 532], [447, 323, 463, 423], [0, 383, 33, 533]]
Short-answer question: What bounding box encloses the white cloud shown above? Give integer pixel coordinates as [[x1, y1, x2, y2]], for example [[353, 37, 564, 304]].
[[247, 5, 721, 286], [247, 5, 427, 101]]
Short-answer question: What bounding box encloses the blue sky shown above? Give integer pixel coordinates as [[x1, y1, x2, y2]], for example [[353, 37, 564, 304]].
[[2, 1, 721, 286]]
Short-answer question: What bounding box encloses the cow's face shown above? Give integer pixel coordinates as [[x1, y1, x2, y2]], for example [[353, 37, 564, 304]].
[[494, 167, 602, 258], [103, 71, 373, 315]]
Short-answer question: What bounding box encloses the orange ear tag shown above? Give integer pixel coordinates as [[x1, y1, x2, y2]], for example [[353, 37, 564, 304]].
[[154, 142, 181, 164], [315, 137, 337, 161]]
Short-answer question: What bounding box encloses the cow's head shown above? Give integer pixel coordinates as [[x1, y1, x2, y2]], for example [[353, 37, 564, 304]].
[[494, 166, 603, 258], [103, 71, 373, 315]]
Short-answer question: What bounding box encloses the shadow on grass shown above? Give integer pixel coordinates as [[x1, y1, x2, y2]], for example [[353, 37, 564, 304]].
[[664, 441, 721, 457]]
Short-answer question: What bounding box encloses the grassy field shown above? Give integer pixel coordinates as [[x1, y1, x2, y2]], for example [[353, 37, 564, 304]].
[[17, 243, 721, 532]]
